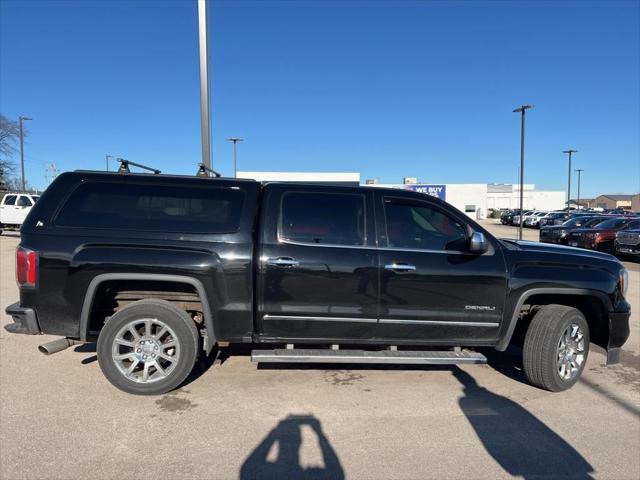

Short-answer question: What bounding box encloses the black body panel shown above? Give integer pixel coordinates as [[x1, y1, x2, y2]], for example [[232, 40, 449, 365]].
[[5, 171, 631, 359]]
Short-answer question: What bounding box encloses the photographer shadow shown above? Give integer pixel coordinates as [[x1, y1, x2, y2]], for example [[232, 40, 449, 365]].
[[240, 415, 344, 480]]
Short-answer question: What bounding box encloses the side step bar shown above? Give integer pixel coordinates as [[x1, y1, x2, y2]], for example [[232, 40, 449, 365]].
[[251, 348, 486, 365]]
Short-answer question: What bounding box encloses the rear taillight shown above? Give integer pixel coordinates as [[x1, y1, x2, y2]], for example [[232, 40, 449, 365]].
[[16, 247, 37, 287]]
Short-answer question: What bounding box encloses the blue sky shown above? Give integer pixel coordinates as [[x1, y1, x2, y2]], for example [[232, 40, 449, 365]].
[[1, 0, 638, 197]]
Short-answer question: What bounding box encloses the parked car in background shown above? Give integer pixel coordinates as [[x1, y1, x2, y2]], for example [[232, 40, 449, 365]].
[[539, 216, 609, 245], [500, 209, 520, 225], [0, 192, 40, 234], [524, 211, 548, 228], [615, 227, 640, 258], [540, 211, 570, 228], [567, 218, 640, 253], [512, 210, 534, 226]]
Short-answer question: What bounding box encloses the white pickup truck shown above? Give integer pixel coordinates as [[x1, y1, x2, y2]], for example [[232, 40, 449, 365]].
[[0, 193, 39, 234]]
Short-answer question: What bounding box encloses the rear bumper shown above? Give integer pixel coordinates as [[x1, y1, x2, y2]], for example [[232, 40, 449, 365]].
[[4, 302, 41, 335]]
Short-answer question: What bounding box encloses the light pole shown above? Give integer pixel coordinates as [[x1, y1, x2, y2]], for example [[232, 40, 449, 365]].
[[563, 149, 577, 211], [575, 168, 584, 210], [19, 116, 32, 191], [106, 154, 113, 171], [197, 0, 211, 169], [513, 104, 533, 241], [226, 137, 243, 177]]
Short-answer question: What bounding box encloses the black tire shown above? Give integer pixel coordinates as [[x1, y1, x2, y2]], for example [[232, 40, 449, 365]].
[[522, 304, 589, 392], [97, 299, 199, 395]]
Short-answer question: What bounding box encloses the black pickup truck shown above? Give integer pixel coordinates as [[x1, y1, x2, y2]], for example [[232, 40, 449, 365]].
[[4, 171, 631, 395]]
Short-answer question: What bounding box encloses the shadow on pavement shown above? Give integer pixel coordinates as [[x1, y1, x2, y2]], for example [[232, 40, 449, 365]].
[[453, 367, 594, 479], [240, 415, 344, 480]]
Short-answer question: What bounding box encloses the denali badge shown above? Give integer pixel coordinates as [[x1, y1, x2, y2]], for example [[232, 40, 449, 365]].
[[465, 305, 496, 311]]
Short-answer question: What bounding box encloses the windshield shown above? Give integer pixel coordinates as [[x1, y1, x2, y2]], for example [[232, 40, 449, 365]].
[[563, 217, 592, 227], [32, 196, 40, 202], [583, 217, 610, 227], [623, 220, 640, 230], [593, 218, 626, 229]]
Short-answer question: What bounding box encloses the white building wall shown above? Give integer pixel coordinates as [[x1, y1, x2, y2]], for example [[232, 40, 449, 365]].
[[443, 184, 488, 218], [486, 185, 565, 211], [524, 191, 566, 211]]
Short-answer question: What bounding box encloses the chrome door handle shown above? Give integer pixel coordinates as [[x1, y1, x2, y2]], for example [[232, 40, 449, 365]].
[[384, 263, 416, 271], [266, 257, 299, 267]]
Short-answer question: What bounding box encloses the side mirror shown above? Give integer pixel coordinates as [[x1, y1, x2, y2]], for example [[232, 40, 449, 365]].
[[469, 232, 489, 254]]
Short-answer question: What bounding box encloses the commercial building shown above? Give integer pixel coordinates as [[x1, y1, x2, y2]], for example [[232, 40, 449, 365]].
[[593, 194, 636, 211], [236, 171, 566, 218], [369, 182, 565, 218]]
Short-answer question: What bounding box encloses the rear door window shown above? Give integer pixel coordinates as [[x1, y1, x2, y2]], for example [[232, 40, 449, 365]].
[[279, 192, 366, 246], [55, 181, 245, 233], [2, 195, 17, 206], [17, 196, 33, 207]]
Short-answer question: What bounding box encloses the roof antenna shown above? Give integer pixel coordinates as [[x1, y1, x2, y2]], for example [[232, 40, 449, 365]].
[[196, 163, 221, 178], [117, 158, 161, 175]]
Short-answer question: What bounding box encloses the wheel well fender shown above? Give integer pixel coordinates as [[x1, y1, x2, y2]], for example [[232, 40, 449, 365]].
[[497, 288, 612, 351], [80, 273, 216, 353]]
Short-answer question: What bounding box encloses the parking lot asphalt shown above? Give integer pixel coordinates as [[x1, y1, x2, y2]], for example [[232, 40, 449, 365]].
[[1, 221, 638, 480]]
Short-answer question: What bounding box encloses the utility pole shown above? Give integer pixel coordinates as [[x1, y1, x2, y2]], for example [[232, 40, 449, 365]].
[[19, 116, 32, 191], [106, 154, 113, 171], [226, 137, 243, 177], [563, 149, 577, 211], [575, 168, 584, 210], [197, 0, 211, 169], [513, 105, 533, 241]]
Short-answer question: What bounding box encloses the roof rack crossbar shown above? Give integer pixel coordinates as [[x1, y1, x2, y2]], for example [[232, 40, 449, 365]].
[[117, 158, 161, 175], [196, 163, 222, 178]]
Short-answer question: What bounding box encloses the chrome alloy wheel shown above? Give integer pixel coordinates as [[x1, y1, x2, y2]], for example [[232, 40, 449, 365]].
[[556, 323, 586, 381], [111, 318, 181, 384]]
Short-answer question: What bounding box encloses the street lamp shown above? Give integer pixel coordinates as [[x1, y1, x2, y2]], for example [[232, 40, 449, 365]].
[[513, 104, 533, 241], [563, 149, 577, 211], [226, 137, 243, 178], [197, 0, 211, 169], [19, 115, 32, 191], [106, 154, 113, 171], [575, 168, 584, 210]]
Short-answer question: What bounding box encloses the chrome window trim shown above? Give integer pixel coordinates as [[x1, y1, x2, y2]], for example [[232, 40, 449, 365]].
[[276, 237, 377, 250], [380, 318, 499, 327], [275, 237, 486, 255], [378, 246, 491, 256], [263, 315, 377, 324]]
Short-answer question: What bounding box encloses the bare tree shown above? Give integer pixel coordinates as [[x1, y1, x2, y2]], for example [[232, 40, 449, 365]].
[[0, 114, 22, 191], [0, 114, 21, 158]]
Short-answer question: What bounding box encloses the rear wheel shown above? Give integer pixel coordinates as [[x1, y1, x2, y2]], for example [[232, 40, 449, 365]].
[[522, 304, 589, 392], [97, 299, 199, 395]]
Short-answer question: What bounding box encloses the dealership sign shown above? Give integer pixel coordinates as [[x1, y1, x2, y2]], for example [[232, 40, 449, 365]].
[[405, 184, 446, 201]]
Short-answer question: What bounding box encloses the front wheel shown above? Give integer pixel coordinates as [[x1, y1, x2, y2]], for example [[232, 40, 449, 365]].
[[522, 305, 589, 392], [97, 299, 200, 395]]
